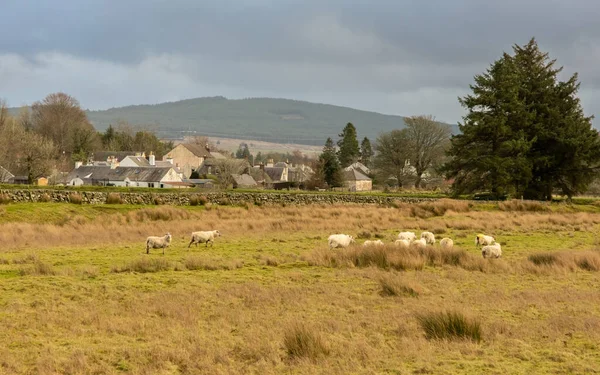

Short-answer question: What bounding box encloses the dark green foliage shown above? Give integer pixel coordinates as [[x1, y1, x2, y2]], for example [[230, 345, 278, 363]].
[[417, 311, 482, 342], [100, 123, 174, 159], [360, 137, 374, 168], [443, 38, 600, 200], [235, 143, 251, 160], [337, 122, 360, 168], [319, 138, 343, 188]]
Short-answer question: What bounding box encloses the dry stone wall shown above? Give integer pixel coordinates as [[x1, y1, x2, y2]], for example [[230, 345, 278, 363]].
[[0, 189, 439, 206]]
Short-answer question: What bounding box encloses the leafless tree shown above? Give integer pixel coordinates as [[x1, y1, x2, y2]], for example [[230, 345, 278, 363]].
[[213, 158, 248, 188], [373, 130, 413, 188], [0, 99, 8, 130], [404, 115, 452, 188]]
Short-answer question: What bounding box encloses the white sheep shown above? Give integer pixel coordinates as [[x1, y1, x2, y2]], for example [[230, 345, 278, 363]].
[[482, 243, 502, 259], [188, 230, 222, 248], [475, 234, 496, 247], [328, 234, 355, 249], [439, 237, 454, 250], [363, 239, 384, 247], [421, 231, 436, 245], [146, 233, 172, 255], [394, 239, 411, 249], [411, 238, 427, 249], [398, 231, 417, 242]]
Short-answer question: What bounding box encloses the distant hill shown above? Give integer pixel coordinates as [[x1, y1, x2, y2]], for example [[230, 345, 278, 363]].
[[11, 97, 458, 145]]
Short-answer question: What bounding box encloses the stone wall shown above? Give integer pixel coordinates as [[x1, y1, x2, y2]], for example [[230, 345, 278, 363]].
[[0, 189, 439, 206]]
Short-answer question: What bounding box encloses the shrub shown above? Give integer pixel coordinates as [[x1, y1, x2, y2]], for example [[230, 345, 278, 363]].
[[0, 194, 12, 205], [111, 258, 173, 273], [417, 311, 482, 343], [189, 194, 200, 206], [69, 193, 83, 205], [283, 323, 329, 361], [39, 193, 52, 203], [106, 193, 123, 204], [528, 253, 557, 266]]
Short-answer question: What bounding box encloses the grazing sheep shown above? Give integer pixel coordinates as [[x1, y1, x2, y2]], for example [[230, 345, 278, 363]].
[[394, 239, 411, 249], [421, 231, 436, 245], [440, 237, 454, 250], [188, 230, 222, 248], [411, 238, 427, 249], [398, 231, 417, 242], [328, 234, 356, 249], [363, 239, 385, 247], [146, 233, 172, 255], [482, 243, 502, 259], [475, 234, 496, 247]]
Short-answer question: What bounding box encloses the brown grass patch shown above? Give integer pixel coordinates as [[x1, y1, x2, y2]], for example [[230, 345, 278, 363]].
[[111, 257, 174, 273], [283, 323, 330, 361], [379, 274, 422, 297], [39, 193, 52, 203], [0, 193, 12, 204], [69, 192, 83, 204], [106, 192, 123, 204], [527, 251, 600, 272], [417, 311, 482, 343], [498, 199, 550, 212], [183, 256, 244, 271]]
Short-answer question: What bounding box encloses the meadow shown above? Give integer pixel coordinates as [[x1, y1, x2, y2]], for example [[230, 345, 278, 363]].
[[0, 199, 599, 374]]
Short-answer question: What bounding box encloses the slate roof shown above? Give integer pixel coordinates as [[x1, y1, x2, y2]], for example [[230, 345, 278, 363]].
[[123, 156, 178, 169], [263, 167, 285, 181], [67, 166, 174, 183], [92, 151, 138, 162], [0, 166, 15, 182], [343, 168, 371, 181], [231, 174, 257, 187]]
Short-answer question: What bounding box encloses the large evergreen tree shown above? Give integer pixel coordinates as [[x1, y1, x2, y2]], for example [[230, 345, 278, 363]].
[[337, 122, 360, 167], [320, 137, 343, 187], [443, 38, 600, 200], [360, 137, 374, 168]]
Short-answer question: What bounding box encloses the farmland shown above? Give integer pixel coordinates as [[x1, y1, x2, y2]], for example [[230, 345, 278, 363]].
[[0, 200, 599, 374]]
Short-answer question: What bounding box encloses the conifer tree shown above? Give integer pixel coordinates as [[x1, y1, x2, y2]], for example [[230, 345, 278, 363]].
[[320, 137, 343, 187], [337, 122, 360, 167], [360, 137, 374, 168]]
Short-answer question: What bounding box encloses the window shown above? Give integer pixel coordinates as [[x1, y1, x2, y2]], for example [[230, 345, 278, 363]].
[[148, 183, 154, 188]]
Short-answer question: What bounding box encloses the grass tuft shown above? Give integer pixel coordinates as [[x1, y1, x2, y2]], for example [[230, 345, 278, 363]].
[[106, 193, 123, 204], [39, 193, 52, 203], [69, 193, 83, 205], [283, 323, 330, 361], [379, 275, 420, 297], [417, 311, 482, 342], [498, 200, 550, 212], [183, 256, 243, 271], [19, 260, 57, 276], [0, 193, 12, 204], [111, 257, 173, 273], [528, 253, 557, 266]]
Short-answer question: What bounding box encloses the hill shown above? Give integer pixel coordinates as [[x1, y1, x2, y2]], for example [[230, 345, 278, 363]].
[[84, 97, 431, 145]]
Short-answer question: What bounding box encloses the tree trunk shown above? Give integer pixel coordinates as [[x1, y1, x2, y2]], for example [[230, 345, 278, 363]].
[[414, 174, 422, 189]]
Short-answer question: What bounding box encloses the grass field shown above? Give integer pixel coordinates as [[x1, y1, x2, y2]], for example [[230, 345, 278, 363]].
[[0, 200, 599, 374]]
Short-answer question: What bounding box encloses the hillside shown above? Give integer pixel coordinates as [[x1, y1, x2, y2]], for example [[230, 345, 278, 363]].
[[84, 97, 414, 145]]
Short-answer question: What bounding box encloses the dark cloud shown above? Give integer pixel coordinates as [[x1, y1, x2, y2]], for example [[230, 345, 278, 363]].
[[2, 0, 600, 123]]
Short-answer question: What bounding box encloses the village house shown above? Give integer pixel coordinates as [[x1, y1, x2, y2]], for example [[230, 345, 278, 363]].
[[0, 166, 14, 183], [231, 174, 258, 189], [163, 143, 225, 178], [343, 166, 373, 192], [66, 165, 184, 188]]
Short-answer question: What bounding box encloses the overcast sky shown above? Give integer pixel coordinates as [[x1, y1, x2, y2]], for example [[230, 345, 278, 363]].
[[2, 0, 600, 124]]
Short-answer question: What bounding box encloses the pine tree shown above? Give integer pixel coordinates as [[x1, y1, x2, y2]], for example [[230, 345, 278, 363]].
[[360, 137, 374, 168], [443, 38, 600, 200], [337, 122, 360, 168], [320, 137, 343, 187]]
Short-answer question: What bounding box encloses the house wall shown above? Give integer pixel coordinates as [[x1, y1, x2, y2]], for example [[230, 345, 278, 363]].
[[344, 180, 372, 192], [164, 145, 204, 178], [119, 157, 142, 167]]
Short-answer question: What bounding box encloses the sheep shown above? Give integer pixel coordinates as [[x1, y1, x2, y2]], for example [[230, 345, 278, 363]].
[[394, 239, 411, 249], [475, 234, 496, 247], [411, 238, 427, 249], [146, 233, 172, 255], [188, 230, 222, 248], [363, 239, 384, 247], [440, 237, 454, 250], [328, 234, 355, 249], [398, 231, 417, 242], [421, 231, 436, 245], [482, 243, 502, 259]]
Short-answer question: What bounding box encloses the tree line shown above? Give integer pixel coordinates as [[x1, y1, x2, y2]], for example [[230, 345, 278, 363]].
[[0, 93, 173, 183]]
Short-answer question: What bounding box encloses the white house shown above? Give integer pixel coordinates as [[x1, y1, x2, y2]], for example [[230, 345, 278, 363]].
[[66, 165, 183, 188]]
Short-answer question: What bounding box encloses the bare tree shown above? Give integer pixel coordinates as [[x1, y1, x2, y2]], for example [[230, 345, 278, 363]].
[[213, 158, 248, 188], [0, 99, 8, 130], [404, 115, 452, 188], [373, 130, 413, 188]]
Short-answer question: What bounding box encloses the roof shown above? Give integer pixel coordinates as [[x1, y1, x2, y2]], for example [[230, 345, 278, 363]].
[[231, 174, 257, 187], [344, 168, 371, 181], [123, 156, 179, 170], [92, 151, 138, 162], [67, 166, 175, 183], [180, 143, 212, 158], [347, 162, 370, 175], [0, 166, 15, 182], [263, 167, 285, 181], [183, 179, 215, 185]]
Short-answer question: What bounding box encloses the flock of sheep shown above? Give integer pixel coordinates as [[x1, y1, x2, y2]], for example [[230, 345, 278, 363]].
[[328, 232, 502, 259], [144, 229, 501, 259]]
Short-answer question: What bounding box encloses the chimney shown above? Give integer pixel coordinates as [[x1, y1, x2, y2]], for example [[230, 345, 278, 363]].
[[166, 156, 174, 165], [135, 152, 141, 157], [259, 162, 265, 171], [110, 156, 119, 169], [149, 151, 155, 166], [75, 161, 82, 169], [267, 159, 274, 168]]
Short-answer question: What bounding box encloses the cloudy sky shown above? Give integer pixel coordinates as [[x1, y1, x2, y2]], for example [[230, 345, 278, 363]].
[[1, 0, 600, 124]]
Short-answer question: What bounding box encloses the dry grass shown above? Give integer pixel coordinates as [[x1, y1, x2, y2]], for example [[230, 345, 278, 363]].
[[184, 256, 244, 271], [0, 193, 11, 204], [39, 193, 52, 202], [379, 274, 422, 297], [498, 199, 550, 212], [69, 192, 83, 204], [283, 323, 330, 361], [417, 311, 482, 343], [111, 257, 174, 273], [105, 192, 123, 204]]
